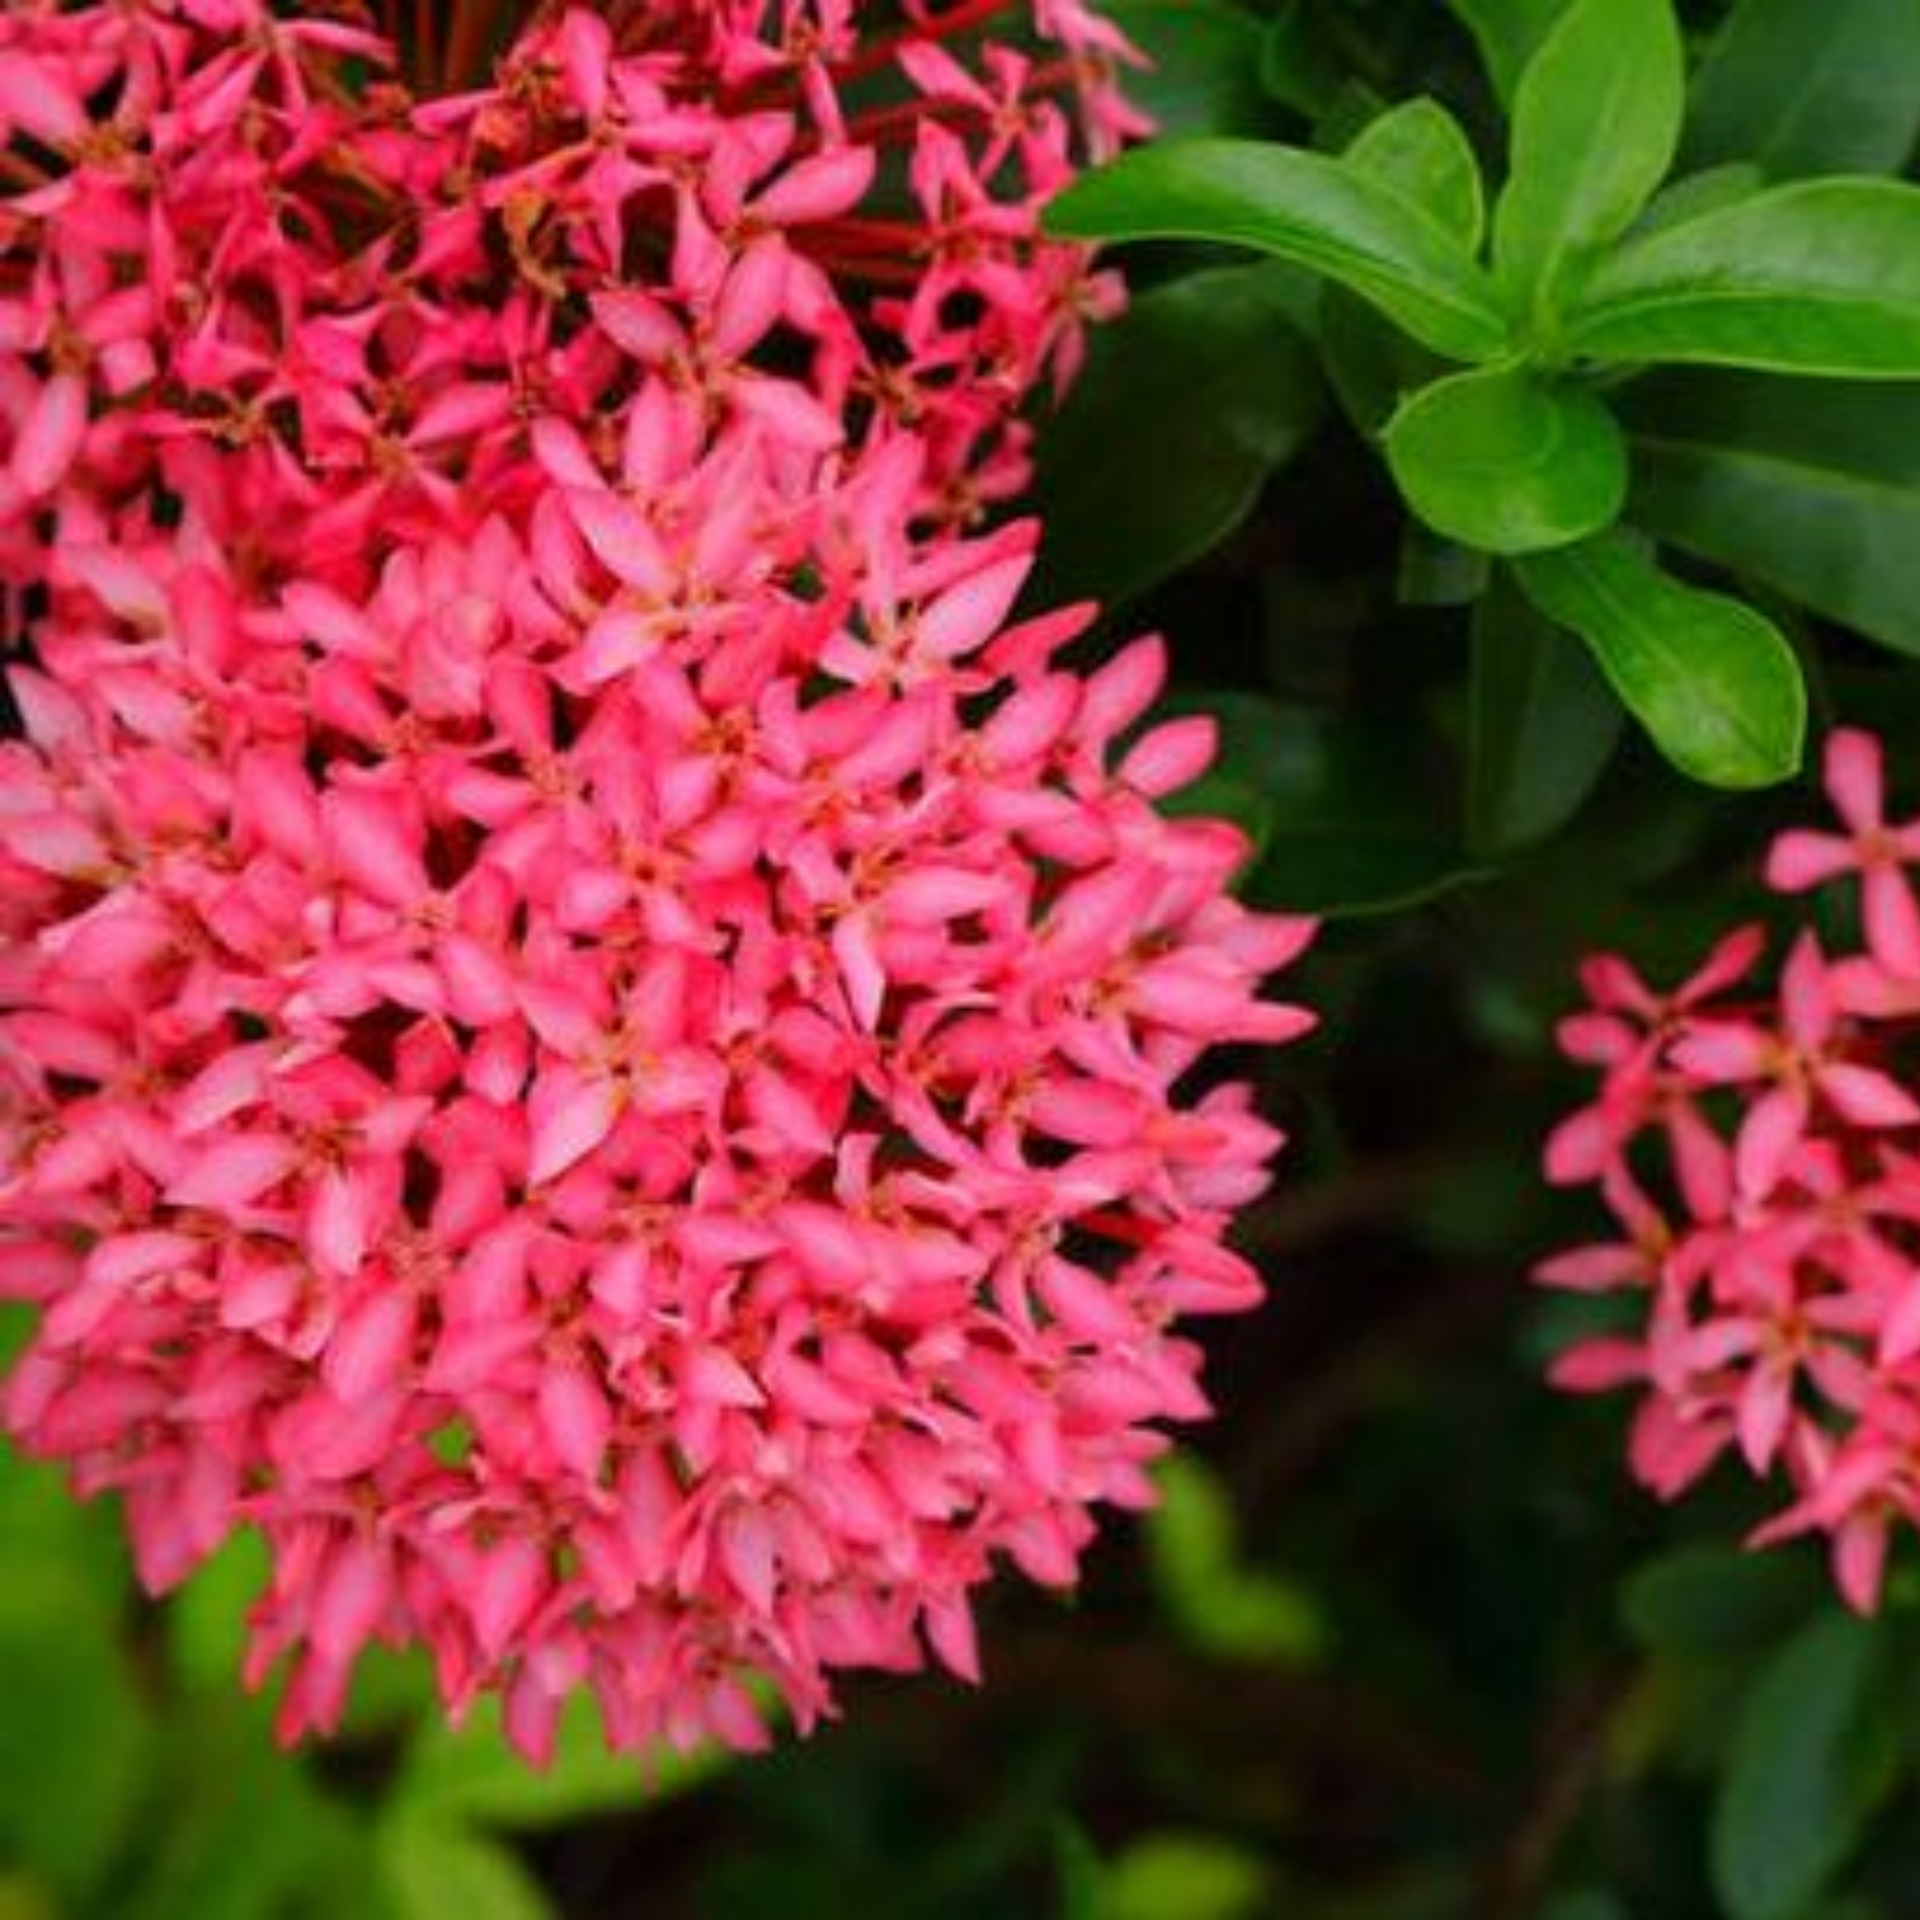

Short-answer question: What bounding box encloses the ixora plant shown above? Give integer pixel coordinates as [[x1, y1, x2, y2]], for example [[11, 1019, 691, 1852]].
[[17, 0, 1920, 1914], [0, 0, 1318, 1769]]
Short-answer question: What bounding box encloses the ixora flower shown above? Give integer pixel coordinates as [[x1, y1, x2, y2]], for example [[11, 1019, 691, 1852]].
[[1544, 729, 1920, 1615], [0, 0, 1316, 1763]]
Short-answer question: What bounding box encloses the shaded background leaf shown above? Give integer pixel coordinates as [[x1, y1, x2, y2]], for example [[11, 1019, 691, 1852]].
[[1711, 1616, 1901, 1920], [1685, 0, 1920, 180], [1468, 570, 1623, 851], [1106, 0, 1282, 139], [1030, 263, 1324, 606], [1626, 372, 1920, 659], [1444, 0, 1571, 103]]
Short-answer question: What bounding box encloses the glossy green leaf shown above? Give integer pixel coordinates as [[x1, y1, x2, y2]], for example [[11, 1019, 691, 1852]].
[[1686, 0, 1920, 180], [1445, 0, 1570, 104], [1568, 180, 1920, 374], [1514, 533, 1806, 788], [1493, 0, 1685, 311], [1712, 1614, 1899, 1920], [1385, 365, 1628, 554], [1626, 374, 1920, 659], [1046, 139, 1511, 362], [1031, 263, 1324, 607], [1468, 572, 1622, 851], [1347, 98, 1486, 251], [1104, 0, 1276, 139], [1633, 163, 1767, 239]]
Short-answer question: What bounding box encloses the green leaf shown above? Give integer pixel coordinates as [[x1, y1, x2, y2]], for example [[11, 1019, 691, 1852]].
[[395, 1690, 724, 1833], [1399, 525, 1492, 606], [0, 1875, 56, 1920], [1347, 99, 1486, 252], [0, 1458, 150, 1904], [1492, 0, 1685, 312], [166, 1526, 269, 1693], [1096, 1834, 1271, 1920], [1626, 373, 1920, 659], [1468, 572, 1622, 851], [1317, 286, 1440, 436], [379, 1815, 556, 1920], [1184, 695, 1484, 916], [1257, 822, 1486, 916], [1686, 0, 1920, 181], [0, 1610, 150, 1903], [1046, 138, 1511, 363], [1158, 691, 1294, 870], [1514, 533, 1805, 788], [118, 1708, 362, 1920], [1621, 1545, 1823, 1657], [1540, 1898, 1632, 1920], [1384, 365, 1628, 554], [1446, 0, 1570, 104], [1104, 0, 1276, 139], [1567, 179, 1920, 375], [1147, 1454, 1324, 1664], [1056, 1821, 1105, 1920], [1632, 163, 1767, 240], [1711, 1614, 1899, 1920], [0, 1449, 128, 1618], [1258, 1, 1344, 118], [0, 1304, 29, 1371], [1030, 263, 1324, 607]]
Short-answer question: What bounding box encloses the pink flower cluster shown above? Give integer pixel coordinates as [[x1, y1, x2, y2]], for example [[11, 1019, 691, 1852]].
[[1544, 730, 1920, 1613], [0, 0, 1316, 1762]]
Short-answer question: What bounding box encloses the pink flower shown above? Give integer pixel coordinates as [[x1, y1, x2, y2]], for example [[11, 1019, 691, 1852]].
[[1545, 728, 1920, 1612], [0, 0, 1317, 1767], [1767, 729, 1920, 975]]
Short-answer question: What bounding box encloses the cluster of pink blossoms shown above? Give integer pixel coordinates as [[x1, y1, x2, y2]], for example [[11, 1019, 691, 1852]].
[[0, 0, 1318, 1763], [1545, 730, 1920, 1613]]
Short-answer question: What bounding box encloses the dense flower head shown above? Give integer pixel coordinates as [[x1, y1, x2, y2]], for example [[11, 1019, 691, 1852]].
[[1544, 729, 1920, 1614], [0, 0, 1315, 1763]]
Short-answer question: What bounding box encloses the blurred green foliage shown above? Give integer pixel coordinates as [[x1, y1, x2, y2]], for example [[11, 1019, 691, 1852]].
[[0, 1402, 718, 1920], [13, 0, 1920, 1915]]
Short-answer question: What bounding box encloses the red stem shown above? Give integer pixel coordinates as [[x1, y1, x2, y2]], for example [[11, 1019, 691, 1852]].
[[1077, 1210, 1166, 1251], [829, 0, 1024, 86]]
